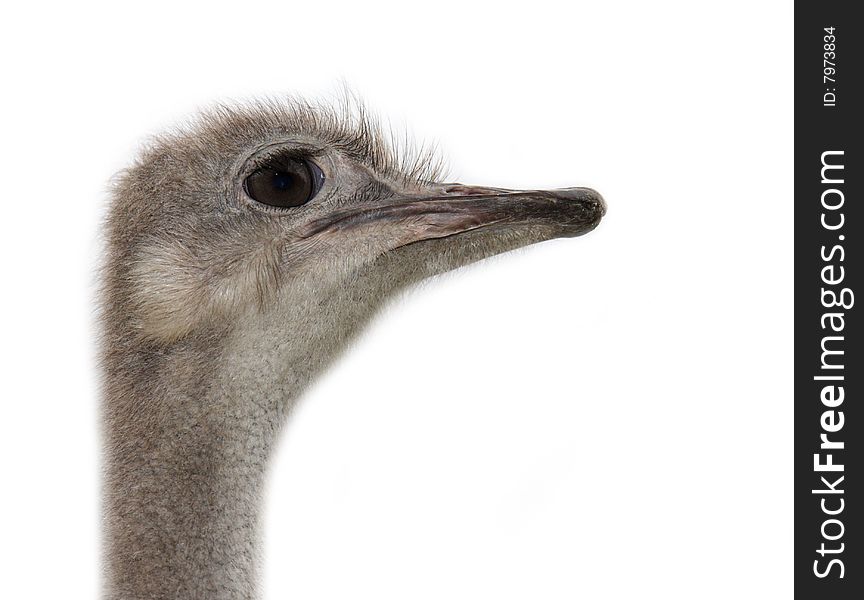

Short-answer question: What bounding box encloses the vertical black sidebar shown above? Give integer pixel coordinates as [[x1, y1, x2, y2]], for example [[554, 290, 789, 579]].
[[795, 3, 861, 598]]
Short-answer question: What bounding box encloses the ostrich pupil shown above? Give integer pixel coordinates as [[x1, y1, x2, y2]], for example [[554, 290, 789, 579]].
[[271, 171, 293, 190]]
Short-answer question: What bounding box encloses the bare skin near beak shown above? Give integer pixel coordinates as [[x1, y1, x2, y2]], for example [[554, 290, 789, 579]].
[[301, 184, 607, 247]]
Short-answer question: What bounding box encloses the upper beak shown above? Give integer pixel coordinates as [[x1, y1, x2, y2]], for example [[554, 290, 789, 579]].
[[301, 183, 606, 246]]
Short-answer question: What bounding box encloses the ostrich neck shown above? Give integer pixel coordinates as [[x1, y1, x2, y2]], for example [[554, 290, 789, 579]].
[[103, 281, 377, 600]]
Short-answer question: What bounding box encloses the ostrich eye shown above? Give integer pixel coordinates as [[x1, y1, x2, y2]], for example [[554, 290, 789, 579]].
[[244, 157, 324, 208]]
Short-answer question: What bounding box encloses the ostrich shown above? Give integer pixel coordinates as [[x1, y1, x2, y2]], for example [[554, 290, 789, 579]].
[[101, 98, 605, 600]]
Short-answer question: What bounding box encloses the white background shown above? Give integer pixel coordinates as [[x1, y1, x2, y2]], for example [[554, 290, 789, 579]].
[[1, 1, 792, 598]]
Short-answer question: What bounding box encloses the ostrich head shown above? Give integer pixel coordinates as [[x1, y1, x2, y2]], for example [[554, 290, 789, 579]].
[[101, 98, 605, 599]]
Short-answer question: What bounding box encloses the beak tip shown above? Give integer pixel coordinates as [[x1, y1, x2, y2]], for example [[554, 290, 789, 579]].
[[560, 186, 606, 219], [594, 191, 608, 217], [548, 187, 606, 238]]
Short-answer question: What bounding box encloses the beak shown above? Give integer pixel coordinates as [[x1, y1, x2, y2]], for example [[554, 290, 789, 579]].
[[301, 183, 606, 247]]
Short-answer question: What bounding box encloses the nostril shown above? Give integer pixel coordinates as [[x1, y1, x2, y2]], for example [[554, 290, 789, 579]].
[[442, 184, 512, 196]]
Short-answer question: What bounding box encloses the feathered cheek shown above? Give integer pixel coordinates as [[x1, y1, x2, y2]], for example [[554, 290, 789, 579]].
[[128, 237, 284, 344]]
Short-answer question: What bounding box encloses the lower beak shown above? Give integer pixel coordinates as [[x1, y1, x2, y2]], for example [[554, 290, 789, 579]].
[[302, 184, 606, 246]]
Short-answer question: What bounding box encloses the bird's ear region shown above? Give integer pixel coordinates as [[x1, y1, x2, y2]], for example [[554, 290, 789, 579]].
[[128, 224, 285, 344]]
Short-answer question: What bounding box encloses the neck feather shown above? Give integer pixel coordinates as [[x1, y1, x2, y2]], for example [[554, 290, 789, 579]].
[[102, 271, 394, 600]]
